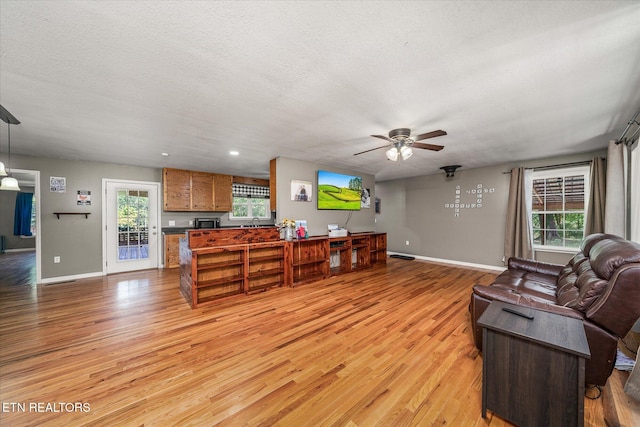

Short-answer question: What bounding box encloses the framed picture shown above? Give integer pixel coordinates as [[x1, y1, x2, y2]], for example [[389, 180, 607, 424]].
[[291, 180, 312, 202], [375, 197, 381, 214], [50, 176, 66, 193], [361, 188, 371, 208], [295, 220, 308, 239]]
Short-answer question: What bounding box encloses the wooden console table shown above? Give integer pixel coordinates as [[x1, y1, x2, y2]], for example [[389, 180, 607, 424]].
[[478, 301, 590, 427]]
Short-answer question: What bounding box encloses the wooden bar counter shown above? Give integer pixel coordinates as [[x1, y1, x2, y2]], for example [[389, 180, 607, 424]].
[[180, 228, 386, 308]]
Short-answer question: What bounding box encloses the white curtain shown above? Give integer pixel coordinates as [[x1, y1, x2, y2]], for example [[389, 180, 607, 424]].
[[605, 140, 626, 237], [631, 144, 639, 243]]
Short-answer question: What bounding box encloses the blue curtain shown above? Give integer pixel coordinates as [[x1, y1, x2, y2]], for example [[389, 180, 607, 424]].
[[14, 192, 33, 236]]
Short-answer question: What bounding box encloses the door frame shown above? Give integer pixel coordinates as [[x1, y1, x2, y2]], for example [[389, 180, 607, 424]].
[[10, 168, 42, 284], [101, 178, 162, 275]]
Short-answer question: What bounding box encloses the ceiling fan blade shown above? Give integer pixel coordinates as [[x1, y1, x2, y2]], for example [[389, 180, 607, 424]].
[[414, 130, 447, 141], [371, 134, 394, 142], [413, 142, 445, 151], [354, 144, 391, 156]]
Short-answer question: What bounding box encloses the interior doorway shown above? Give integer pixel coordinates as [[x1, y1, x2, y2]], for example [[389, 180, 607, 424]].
[[0, 168, 41, 284]]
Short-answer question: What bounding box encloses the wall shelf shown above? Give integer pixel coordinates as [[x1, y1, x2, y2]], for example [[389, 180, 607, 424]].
[[53, 212, 91, 219]]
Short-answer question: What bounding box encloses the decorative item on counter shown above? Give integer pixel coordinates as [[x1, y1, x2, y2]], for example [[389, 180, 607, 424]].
[[277, 218, 296, 241], [295, 220, 308, 240], [328, 224, 348, 237]]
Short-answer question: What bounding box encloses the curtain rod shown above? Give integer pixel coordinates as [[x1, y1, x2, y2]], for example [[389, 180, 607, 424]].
[[616, 104, 640, 145], [502, 159, 594, 174]]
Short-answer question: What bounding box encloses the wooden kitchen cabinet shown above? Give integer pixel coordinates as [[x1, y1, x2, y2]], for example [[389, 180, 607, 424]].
[[191, 171, 214, 211], [212, 173, 233, 211], [164, 234, 183, 269], [163, 168, 233, 212], [163, 168, 191, 211]]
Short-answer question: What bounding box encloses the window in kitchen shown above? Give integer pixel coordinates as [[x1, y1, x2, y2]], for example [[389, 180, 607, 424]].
[[229, 184, 271, 220], [531, 165, 590, 250]]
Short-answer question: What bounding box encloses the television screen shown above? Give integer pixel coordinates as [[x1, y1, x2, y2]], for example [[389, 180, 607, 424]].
[[317, 170, 362, 210]]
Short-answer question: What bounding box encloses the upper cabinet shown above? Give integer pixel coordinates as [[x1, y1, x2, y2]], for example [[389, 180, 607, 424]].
[[212, 173, 233, 212], [163, 168, 233, 212], [163, 168, 191, 211], [191, 171, 214, 211]]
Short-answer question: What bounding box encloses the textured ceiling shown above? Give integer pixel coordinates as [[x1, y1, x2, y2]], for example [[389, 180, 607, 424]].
[[1, 1, 639, 182]]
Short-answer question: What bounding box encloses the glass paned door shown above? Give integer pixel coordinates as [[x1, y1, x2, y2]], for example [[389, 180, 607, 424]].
[[117, 189, 150, 261], [105, 181, 159, 274]]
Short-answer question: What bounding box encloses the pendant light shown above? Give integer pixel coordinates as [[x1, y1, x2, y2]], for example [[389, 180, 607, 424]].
[[0, 104, 21, 191]]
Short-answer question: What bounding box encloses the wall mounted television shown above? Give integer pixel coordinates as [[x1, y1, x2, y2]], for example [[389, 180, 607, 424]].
[[317, 170, 362, 210]]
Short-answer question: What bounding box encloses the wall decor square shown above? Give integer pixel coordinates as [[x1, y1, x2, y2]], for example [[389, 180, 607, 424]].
[[291, 180, 312, 202]]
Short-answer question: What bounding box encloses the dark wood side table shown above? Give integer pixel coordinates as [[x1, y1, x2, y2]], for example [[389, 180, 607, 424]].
[[477, 301, 591, 427]]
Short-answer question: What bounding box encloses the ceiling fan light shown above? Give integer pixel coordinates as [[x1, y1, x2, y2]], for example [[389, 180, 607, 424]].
[[400, 146, 413, 160], [386, 147, 399, 161], [0, 161, 6, 177], [0, 176, 21, 191]]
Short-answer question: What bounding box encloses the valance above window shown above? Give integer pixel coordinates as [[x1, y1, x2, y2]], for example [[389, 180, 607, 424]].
[[232, 183, 270, 199]]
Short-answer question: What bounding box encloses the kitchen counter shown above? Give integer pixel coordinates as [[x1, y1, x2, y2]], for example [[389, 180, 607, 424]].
[[162, 227, 191, 235], [162, 225, 276, 235]]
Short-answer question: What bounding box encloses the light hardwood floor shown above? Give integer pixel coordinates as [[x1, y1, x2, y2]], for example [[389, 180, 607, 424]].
[[0, 252, 635, 426]]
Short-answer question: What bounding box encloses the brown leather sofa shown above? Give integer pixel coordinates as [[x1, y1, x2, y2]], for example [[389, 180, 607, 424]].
[[470, 233, 640, 386]]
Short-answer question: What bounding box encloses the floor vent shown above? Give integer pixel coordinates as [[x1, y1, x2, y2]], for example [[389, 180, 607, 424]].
[[390, 254, 415, 260]]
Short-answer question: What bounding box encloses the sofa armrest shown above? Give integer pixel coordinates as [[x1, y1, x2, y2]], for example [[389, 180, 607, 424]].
[[472, 284, 522, 305], [508, 257, 564, 276]]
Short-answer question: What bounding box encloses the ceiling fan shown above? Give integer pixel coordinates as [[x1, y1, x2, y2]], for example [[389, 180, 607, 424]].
[[354, 128, 447, 161]]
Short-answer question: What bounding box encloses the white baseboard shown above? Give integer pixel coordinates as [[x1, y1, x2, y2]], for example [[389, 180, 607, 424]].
[[387, 251, 506, 273], [3, 248, 36, 253], [41, 271, 104, 285]]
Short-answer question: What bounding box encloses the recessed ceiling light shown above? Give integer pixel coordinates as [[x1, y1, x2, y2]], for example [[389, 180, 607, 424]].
[[161, 152, 169, 156], [229, 150, 239, 156]]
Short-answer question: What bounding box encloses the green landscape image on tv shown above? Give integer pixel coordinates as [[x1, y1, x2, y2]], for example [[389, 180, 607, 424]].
[[317, 170, 362, 210]]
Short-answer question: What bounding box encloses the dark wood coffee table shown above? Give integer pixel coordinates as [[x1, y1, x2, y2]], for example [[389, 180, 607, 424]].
[[477, 301, 591, 427]]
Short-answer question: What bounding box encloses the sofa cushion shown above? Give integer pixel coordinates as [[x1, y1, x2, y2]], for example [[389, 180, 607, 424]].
[[557, 273, 579, 307], [491, 269, 557, 304], [574, 268, 609, 312], [590, 239, 640, 280], [580, 233, 618, 256], [557, 258, 609, 312], [558, 253, 588, 282]]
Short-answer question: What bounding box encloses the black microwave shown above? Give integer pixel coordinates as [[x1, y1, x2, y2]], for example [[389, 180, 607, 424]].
[[194, 218, 220, 229]]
